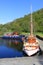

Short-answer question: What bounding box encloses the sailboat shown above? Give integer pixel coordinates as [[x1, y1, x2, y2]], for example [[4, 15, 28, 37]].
[[23, 6, 40, 56]]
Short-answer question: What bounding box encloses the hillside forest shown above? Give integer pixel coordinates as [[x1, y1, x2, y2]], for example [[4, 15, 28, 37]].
[[0, 8, 43, 36]]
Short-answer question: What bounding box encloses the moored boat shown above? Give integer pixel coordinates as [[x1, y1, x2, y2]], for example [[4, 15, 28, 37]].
[[23, 36, 40, 56], [23, 6, 41, 56]]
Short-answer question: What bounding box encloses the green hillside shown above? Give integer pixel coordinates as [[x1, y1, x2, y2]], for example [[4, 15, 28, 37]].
[[0, 8, 43, 35]]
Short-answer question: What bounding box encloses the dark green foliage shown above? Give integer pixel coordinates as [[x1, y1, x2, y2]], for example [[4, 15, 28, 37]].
[[0, 8, 43, 35]]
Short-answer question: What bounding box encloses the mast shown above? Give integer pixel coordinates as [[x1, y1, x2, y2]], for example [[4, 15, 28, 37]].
[[30, 5, 33, 37]]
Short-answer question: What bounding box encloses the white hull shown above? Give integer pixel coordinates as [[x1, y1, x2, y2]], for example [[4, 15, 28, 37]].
[[23, 40, 40, 56], [23, 48, 39, 56]]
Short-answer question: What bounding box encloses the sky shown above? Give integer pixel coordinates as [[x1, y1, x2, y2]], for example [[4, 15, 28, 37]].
[[0, 0, 43, 24]]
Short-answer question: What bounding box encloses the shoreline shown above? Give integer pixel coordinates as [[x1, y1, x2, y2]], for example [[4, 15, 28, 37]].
[[36, 35, 43, 40], [0, 56, 43, 65]]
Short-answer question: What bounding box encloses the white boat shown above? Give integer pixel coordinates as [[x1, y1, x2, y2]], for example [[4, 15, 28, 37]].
[[23, 6, 40, 56], [23, 36, 40, 56]]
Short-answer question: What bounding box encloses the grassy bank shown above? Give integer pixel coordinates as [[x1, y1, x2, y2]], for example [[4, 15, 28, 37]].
[[21, 32, 43, 37], [36, 32, 43, 37]]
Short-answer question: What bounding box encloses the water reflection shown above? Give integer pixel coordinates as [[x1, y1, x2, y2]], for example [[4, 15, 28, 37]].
[[0, 37, 43, 58], [2, 37, 23, 51], [0, 37, 24, 58]]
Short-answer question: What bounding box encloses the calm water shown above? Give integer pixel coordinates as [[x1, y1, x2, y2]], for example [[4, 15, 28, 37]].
[[0, 38, 24, 58], [0, 37, 42, 58]]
